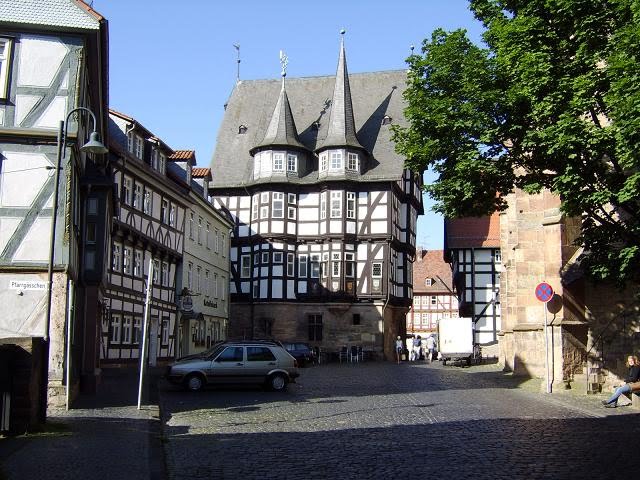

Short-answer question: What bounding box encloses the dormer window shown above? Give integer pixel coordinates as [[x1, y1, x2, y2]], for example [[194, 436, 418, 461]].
[[382, 115, 392, 125], [347, 152, 359, 171], [238, 124, 248, 134], [127, 131, 144, 159], [425, 278, 433, 287], [320, 152, 328, 171], [273, 153, 284, 171], [330, 151, 343, 170], [287, 154, 297, 173]]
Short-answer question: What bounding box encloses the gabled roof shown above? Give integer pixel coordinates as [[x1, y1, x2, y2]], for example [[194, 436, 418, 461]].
[[108, 109, 173, 155], [211, 69, 407, 188], [0, 0, 102, 30], [444, 212, 501, 249], [413, 249, 454, 294], [170, 150, 196, 166]]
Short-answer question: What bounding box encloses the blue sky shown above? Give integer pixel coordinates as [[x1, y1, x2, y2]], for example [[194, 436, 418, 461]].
[[94, 0, 484, 250]]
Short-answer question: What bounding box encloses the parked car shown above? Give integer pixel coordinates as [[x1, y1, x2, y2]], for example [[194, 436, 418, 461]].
[[165, 340, 299, 392], [281, 342, 316, 366]]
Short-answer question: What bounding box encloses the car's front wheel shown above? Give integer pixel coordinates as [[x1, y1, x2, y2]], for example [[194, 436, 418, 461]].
[[268, 373, 287, 392], [184, 373, 205, 392]]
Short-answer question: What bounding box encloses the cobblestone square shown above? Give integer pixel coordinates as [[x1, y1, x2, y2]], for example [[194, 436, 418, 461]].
[[160, 361, 640, 479]]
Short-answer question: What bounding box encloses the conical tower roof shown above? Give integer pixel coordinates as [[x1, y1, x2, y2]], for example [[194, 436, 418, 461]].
[[315, 33, 366, 153], [250, 75, 309, 155]]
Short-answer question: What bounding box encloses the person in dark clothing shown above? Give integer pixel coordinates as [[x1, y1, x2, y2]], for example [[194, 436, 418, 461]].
[[602, 355, 640, 408]]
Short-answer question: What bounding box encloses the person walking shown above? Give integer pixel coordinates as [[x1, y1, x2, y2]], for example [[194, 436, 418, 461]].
[[395, 336, 403, 364], [412, 336, 422, 361], [602, 354, 640, 408], [425, 335, 436, 363]]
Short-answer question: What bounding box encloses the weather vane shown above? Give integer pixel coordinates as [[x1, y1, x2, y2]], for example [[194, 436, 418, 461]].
[[279, 50, 288, 77]]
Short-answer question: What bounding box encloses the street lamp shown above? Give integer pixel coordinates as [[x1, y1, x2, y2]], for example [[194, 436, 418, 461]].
[[43, 106, 108, 410]]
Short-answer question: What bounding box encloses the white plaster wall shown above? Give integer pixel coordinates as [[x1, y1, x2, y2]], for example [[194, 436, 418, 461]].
[[35, 95, 67, 129], [17, 35, 68, 88], [0, 151, 51, 207], [13, 217, 50, 262], [14, 94, 40, 125]]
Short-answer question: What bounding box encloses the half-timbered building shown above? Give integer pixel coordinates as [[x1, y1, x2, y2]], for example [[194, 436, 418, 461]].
[[408, 248, 459, 338], [210, 37, 422, 359], [0, 0, 109, 425], [103, 110, 187, 366], [444, 213, 502, 356], [170, 155, 233, 357]]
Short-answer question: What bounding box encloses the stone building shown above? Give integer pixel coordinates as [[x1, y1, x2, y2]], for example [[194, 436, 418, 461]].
[[209, 36, 422, 360]]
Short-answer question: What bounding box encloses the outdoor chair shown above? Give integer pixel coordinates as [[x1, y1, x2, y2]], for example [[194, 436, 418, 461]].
[[338, 346, 348, 363]]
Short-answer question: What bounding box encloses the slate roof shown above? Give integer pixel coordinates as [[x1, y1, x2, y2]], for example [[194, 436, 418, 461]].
[[413, 249, 454, 294], [444, 212, 501, 249], [210, 69, 408, 189], [0, 0, 102, 30]]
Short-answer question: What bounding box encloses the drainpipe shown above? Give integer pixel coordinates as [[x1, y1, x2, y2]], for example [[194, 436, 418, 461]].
[[381, 240, 392, 358]]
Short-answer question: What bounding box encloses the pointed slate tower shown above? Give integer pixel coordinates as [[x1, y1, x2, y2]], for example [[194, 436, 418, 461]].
[[316, 30, 366, 154]]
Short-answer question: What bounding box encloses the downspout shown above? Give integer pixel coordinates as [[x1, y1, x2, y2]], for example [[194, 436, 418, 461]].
[[381, 240, 392, 357], [242, 183, 254, 339]]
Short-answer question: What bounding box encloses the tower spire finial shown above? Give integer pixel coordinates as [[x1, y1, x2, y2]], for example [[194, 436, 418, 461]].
[[233, 43, 241, 82], [279, 50, 288, 86]]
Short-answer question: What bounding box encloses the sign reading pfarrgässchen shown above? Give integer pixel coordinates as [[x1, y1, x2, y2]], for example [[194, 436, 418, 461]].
[[9, 279, 48, 290]]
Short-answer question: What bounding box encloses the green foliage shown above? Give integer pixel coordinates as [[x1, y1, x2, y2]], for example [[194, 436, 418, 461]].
[[392, 0, 640, 284]]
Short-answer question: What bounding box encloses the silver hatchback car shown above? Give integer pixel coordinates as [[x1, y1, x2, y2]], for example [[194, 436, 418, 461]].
[[165, 340, 299, 392]]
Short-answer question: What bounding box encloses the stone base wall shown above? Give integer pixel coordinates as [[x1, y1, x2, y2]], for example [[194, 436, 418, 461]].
[[229, 301, 408, 361]]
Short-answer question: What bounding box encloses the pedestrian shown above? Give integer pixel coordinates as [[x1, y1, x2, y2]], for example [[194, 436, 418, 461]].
[[426, 335, 436, 363], [395, 336, 403, 364], [602, 354, 640, 408], [412, 335, 422, 361]]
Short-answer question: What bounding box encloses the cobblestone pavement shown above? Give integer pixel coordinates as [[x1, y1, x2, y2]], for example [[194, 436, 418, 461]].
[[159, 361, 640, 480]]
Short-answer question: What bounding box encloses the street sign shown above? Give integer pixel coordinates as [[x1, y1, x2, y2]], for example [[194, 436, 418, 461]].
[[535, 282, 554, 303]]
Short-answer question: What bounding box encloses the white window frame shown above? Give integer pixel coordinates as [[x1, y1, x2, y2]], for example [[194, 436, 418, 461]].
[[161, 262, 169, 286], [169, 204, 176, 227], [261, 192, 269, 203], [123, 247, 132, 275], [153, 259, 160, 284], [143, 188, 152, 215], [272, 192, 284, 218], [260, 205, 269, 218], [346, 192, 356, 219], [122, 316, 132, 344], [298, 254, 308, 278], [330, 151, 343, 170], [287, 154, 297, 172], [161, 199, 169, 224], [273, 153, 284, 171], [240, 255, 251, 278], [111, 315, 121, 344], [287, 193, 296, 204], [0, 38, 12, 99], [287, 253, 295, 276], [112, 243, 121, 271], [345, 252, 355, 278], [273, 252, 283, 264], [330, 191, 342, 218], [122, 177, 132, 205], [320, 153, 328, 171], [320, 192, 327, 220], [133, 317, 141, 344], [134, 250, 142, 277], [310, 254, 321, 278], [347, 152, 359, 171], [288, 206, 296, 220]]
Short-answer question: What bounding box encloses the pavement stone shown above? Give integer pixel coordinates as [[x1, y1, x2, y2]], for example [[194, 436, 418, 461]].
[[0, 367, 165, 480]]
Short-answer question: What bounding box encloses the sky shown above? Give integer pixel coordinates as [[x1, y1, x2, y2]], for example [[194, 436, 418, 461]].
[[92, 0, 485, 250]]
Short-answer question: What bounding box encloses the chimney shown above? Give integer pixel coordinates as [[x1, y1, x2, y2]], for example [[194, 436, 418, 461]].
[[416, 247, 423, 262]]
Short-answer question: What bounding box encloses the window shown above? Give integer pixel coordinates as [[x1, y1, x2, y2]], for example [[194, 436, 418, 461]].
[[206, 223, 211, 249], [495, 250, 502, 263], [330, 191, 342, 218], [347, 152, 359, 171], [413, 296, 420, 306], [310, 254, 321, 278], [261, 192, 269, 203], [86, 223, 96, 244], [197, 217, 203, 244], [287, 154, 297, 172], [273, 252, 283, 264], [273, 153, 284, 171], [133, 318, 141, 344], [221, 234, 226, 257], [425, 278, 433, 287], [372, 262, 382, 278], [299, 254, 308, 278], [161, 200, 168, 224], [332, 259, 340, 277], [134, 250, 142, 277], [346, 192, 356, 219], [153, 259, 160, 284], [215, 229, 220, 253], [151, 148, 160, 170], [159, 153, 166, 174], [287, 193, 296, 205], [287, 253, 295, 276], [111, 315, 121, 344], [122, 177, 132, 205], [262, 252, 269, 264], [240, 255, 251, 278], [345, 252, 355, 277], [431, 296, 437, 305], [127, 132, 144, 159], [161, 318, 169, 345], [330, 151, 342, 170], [187, 262, 193, 289], [87, 197, 98, 215], [252, 196, 259, 220], [320, 192, 326, 219], [133, 184, 142, 210], [169, 205, 176, 227], [247, 347, 276, 362], [0, 38, 12, 99], [205, 270, 210, 297], [288, 206, 296, 220], [216, 346, 243, 362], [260, 205, 269, 218], [308, 314, 323, 341], [161, 262, 168, 286], [189, 212, 194, 239], [123, 247, 132, 274], [254, 252, 260, 265], [272, 193, 284, 218], [122, 316, 132, 344], [112, 244, 121, 271], [196, 266, 202, 293], [320, 153, 328, 171], [221, 276, 226, 300], [143, 188, 152, 215]]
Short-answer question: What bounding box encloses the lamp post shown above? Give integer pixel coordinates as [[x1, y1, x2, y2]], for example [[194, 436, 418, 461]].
[[44, 106, 108, 410]]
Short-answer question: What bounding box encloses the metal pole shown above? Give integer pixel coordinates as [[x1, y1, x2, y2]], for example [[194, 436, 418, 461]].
[[65, 280, 74, 410], [138, 259, 154, 410], [544, 305, 551, 393]]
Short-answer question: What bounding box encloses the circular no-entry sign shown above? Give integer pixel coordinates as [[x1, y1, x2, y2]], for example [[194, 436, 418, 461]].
[[535, 282, 554, 303]]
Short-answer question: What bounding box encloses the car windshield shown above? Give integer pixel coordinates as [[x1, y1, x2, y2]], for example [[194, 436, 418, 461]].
[[200, 342, 226, 358]]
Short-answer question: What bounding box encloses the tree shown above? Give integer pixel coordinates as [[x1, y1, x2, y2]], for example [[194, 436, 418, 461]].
[[392, 0, 640, 284]]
